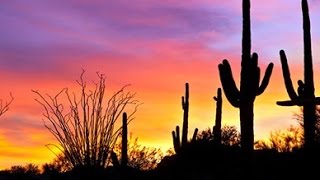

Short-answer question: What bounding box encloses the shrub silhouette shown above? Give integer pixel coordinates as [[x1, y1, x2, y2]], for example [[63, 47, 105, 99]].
[[218, 0, 274, 157], [4, 163, 41, 180], [41, 153, 72, 174], [158, 126, 242, 180], [197, 126, 240, 146], [112, 135, 164, 171], [254, 126, 303, 152], [111, 113, 163, 171], [276, 0, 320, 151]]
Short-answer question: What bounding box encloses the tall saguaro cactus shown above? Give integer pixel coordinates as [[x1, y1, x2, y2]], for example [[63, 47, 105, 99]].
[[277, 0, 320, 150], [218, 0, 274, 155], [213, 88, 222, 144], [172, 83, 198, 153]]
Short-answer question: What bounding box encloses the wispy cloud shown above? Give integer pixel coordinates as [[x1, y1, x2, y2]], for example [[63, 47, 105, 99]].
[[0, 0, 320, 169]]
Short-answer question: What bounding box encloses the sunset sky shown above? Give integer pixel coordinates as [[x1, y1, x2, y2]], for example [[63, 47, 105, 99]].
[[1, 0, 320, 169]]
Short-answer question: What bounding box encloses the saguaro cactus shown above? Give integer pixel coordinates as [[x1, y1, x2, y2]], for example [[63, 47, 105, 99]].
[[172, 83, 198, 153], [111, 112, 129, 167], [218, 0, 274, 155], [121, 112, 128, 167], [182, 82, 189, 147], [277, 0, 320, 150], [213, 88, 222, 144]]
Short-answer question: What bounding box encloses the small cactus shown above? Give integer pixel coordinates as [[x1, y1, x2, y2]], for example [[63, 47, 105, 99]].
[[121, 112, 128, 167], [172, 83, 198, 153], [182, 83, 189, 147], [213, 88, 222, 144]]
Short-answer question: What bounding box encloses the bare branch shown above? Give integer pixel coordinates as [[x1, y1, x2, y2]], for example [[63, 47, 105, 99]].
[[33, 71, 140, 168], [0, 93, 14, 117]]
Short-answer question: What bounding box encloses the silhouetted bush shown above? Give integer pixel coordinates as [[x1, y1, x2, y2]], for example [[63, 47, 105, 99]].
[[112, 135, 164, 170], [197, 125, 241, 146], [33, 70, 140, 169], [255, 126, 303, 152]]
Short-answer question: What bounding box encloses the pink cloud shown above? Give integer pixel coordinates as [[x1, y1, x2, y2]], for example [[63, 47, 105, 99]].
[[0, 0, 320, 170]]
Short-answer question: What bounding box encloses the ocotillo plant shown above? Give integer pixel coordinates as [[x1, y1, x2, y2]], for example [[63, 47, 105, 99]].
[[121, 112, 128, 167], [277, 0, 320, 150], [172, 83, 198, 153], [213, 88, 222, 144], [218, 0, 274, 155]]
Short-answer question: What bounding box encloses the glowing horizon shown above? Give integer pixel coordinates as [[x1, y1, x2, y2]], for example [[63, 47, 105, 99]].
[[0, 0, 320, 170]]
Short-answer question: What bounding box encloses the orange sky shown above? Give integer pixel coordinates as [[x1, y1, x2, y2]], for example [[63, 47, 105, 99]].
[[1, 0, 320, 170]]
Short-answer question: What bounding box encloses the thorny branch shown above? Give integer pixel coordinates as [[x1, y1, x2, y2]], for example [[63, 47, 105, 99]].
[[33, 71, 140, 168]]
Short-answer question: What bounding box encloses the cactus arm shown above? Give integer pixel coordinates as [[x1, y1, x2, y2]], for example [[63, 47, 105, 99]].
[[213, 88, 222, 101], [218, 60, 240, 107], [276, 100, 298, 106], [172, 126, 180, 153], [278, 97, 320, 106], [279, 50, 299, 100], [257, 63, 274, 95], [181, 97, 184, 110], [251, 53, 261, 93]]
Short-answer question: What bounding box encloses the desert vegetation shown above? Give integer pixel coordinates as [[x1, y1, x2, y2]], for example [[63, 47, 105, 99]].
[[1, 0, 320, 180]]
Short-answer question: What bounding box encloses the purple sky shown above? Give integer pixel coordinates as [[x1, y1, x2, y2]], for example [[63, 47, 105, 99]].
[[1, 0, 320, 169]]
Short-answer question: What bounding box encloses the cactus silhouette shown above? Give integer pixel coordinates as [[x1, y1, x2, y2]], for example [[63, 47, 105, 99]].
[[182, 82, 189, 147], [121, 112, 128, 167], [218, 0, 274, 155], [172, 83, 198, 153], [213, 88, 222, 144], [277, 0, 320, 150], [110, 112, 128, 168]]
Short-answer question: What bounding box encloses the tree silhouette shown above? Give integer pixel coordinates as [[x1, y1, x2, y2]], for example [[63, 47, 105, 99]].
[[7, 163, 40, 179], [197, 125, 240, 146], [9, 165, 27, 174], [255, 126, 303, 152], [276, 0, 320, 151], [218, 0, 273, 156], [33, 70, 139, 168], [41, 153, 72, 174]]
